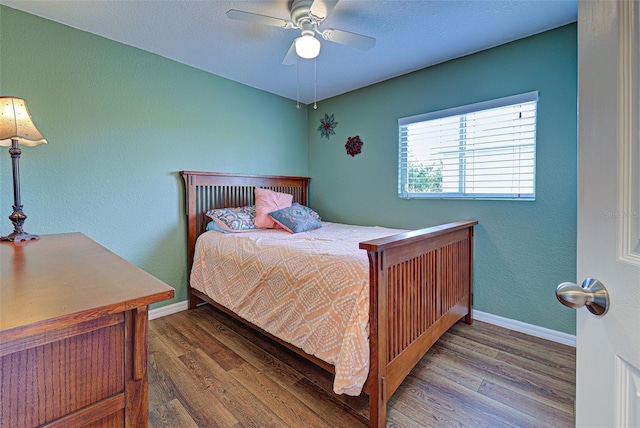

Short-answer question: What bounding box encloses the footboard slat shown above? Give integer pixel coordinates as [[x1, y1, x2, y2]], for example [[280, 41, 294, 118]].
[[442, 238, 471, 314], [387, 250, 438, 362]]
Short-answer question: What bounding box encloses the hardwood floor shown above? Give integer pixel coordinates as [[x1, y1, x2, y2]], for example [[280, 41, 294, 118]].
[[148, 306, 575, 427]]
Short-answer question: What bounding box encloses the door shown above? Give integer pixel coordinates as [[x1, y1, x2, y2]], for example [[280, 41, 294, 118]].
[[576, 0, 640, 426]]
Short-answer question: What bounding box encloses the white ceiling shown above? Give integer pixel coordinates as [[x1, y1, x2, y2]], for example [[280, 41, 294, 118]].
[[1, 0, 577, 105]]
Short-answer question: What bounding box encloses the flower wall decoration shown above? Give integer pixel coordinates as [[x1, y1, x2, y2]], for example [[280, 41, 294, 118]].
[[318, 113, 338, 139], [345, 136, 364, 157]]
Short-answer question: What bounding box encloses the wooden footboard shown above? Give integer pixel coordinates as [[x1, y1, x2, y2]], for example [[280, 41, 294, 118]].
[[180, 171, 476, 428], [360, 221, 476, 427]]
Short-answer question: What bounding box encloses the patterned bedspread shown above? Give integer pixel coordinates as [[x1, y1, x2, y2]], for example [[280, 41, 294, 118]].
[[190, 222, 405, 395]]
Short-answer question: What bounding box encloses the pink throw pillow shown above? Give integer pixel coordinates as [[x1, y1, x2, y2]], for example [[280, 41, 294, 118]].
[[254, 188, 293, 229]]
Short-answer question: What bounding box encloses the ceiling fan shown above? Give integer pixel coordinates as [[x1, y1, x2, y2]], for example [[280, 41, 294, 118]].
[[227, 0, 376, 65]]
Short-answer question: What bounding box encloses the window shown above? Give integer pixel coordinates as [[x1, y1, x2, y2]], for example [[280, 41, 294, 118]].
[[398, 91, 538, 200]]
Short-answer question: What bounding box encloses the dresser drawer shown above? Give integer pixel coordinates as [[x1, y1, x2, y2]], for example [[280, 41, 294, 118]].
[[1, 314, 126, 427]]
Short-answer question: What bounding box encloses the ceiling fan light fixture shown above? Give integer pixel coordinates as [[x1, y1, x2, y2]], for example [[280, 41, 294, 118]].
[[295, 34, 321, 59]]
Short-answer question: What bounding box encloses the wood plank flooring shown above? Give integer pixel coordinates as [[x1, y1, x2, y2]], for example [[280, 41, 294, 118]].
[[148, 306, 575, 427]]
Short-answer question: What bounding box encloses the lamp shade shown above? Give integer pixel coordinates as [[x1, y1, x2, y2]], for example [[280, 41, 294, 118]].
[[295, 34, 321, 59], [0, 97, 47, 147]]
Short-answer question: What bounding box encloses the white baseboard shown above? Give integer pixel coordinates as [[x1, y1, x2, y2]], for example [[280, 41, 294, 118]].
[[147, 300, 576, 347], [149, 300, 189, 320], [473, 310, 576, 347]]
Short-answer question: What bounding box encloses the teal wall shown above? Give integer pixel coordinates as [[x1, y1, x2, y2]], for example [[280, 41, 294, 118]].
[[0, 6, 309, 307], [307, 24, 577, 334], [1, 6, 577, 335]]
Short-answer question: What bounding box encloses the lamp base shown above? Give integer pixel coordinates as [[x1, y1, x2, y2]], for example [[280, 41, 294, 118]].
[[3, 140, 40, 244], [0, 231, 40, 242]]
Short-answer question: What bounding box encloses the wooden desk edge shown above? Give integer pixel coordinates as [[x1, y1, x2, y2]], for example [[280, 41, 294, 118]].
[[0, 289, 174, 344]]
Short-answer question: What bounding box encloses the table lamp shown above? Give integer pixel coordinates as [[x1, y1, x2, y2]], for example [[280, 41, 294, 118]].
[[0, 97, 47, 242]]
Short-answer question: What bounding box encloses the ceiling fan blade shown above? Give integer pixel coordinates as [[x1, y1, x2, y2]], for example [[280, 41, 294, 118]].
[[309, 0, 339, 22], [282, 41, 298, 65], [322, 29, 376, 50], [226, 9, 294, 29]]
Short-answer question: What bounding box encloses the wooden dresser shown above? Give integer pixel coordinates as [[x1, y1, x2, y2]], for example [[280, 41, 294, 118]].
[[0, 233, 175, 427]]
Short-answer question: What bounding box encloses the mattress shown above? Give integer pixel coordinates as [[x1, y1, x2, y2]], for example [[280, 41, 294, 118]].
[[190, 222, 405, 395]]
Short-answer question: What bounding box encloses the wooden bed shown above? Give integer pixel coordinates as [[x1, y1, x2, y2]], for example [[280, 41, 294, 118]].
[[180, 170, 477, 428]]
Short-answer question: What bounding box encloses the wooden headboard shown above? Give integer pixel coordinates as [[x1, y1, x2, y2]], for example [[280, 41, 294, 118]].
[[180, 171, 310, 275]]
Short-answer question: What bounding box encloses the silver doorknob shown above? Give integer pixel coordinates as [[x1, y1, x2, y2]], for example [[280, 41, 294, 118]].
[[556, 278, 609, 316]]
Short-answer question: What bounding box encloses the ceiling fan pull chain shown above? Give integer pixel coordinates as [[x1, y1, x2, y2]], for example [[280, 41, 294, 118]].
[[314, 57, 318, 110], [296, 61, 301, 109]]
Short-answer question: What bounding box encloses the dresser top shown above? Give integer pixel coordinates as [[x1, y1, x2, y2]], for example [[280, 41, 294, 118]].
[[0, 233, 174, 341]]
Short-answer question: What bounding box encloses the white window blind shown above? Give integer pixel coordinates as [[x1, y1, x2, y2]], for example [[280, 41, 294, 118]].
[[398, 91, 538, 200]]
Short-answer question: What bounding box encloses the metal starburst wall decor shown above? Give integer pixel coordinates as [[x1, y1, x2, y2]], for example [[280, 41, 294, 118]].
[[318, 113, 338, 139]]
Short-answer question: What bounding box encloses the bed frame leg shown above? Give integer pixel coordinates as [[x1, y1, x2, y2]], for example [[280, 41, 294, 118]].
[[368, 376, 386, 428], [188, 291, 203, 310]]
